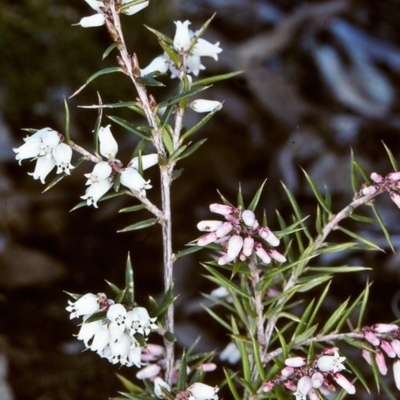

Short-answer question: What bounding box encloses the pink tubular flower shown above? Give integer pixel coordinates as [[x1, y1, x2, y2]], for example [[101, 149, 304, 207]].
[[254, 244, 271, 264], [375, 351, 388, 375], [380, 340, 396, 358], [268, 249, 287, 263], [387, 172, 400, 181], [209, 203, 234, 215], [390, 192, 400, 208], [281, 366, 295, 378], [258, 227, 280, 246], [371, 172, 383, 183], [363, 329, 380, 346], [372, 323, 399, 333], [262, 381, 275, 392], [391, 339, 400, 358], [361, 349, 372, 366], [333, 373, 356, 394], [136, 364, 161, 380], [361, 185, 377, 195]]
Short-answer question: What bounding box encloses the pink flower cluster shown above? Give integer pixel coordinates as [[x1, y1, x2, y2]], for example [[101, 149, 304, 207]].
[[361, 323, 400, 391], [135, 344, 218, 399], [263, 348, 355, 399], [197, 203, 286, 266], [361, 171, 400, 208]]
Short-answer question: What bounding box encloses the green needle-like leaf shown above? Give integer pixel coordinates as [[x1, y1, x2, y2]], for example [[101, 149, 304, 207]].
[[107, 116, 151, 140], [122, 253, 134, 307], [118, 218, 159, 232], [248, 179, 267, 212], [382, 141, 399, 171], [193, 71, 243, 86]]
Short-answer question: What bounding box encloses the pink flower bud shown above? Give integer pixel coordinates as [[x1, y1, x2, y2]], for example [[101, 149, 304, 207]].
[[218, 254, 235, 265], [258, 227, 280, 246], [361, 349, 372, 366], [283, 380, 297, 391], [284, 357, 306, 368], [209, 203, 233, 215], [370, 172, 383, 183], [215, 222, 233, 237], [197, 363, 217, 372], [242, 237, 254, 257], [375, 351, 387, 375], [380, 340, 396, 358], [281, 366, 295, 378], [255, 245, 271, 264], [390, 192, 400, 209], [136, 364, 161, 379], [372, 323, 399, 333], [391, 339, 400, 357], [262, 381, 275, 392], [393, 359, 400, 390], [361, 185, 377, 195], [387, 172, 400, 181], [197, 232, 218, 246], [333, 373, 356, 394], [268, 249, 287, 263], [363, 329, 380, 346]]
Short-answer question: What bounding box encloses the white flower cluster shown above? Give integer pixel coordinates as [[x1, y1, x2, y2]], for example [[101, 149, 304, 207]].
[[77, 0, 149, 28], [81, 124, 158, 208], [13, 127, 74, 183], [141, 20, 222, 79], [197, 203, 286, 266], [66, 293, 157, 367], [263, 349, 355, 399]]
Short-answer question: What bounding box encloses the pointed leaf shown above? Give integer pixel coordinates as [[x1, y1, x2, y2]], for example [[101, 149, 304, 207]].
[[172, 139, 207, 162], [223, 368, 241, 400], [115, 373, 143, 394], [157, 85, 211, 109], [107, 116, 151, 140], [43, 158, 85, 193], [119, 204, 147, 213], [102, 42, 118, 60], [136, 75, 165, 87], [122, 253, 134, 307], [64, 98, 70, 142], [337, 226, 384, 251], [180, 107, 221, 142], [70, 67, 125, 98], [301, 168, 331, 214], [105, 280, 123, 297], [350, 148, 359, 194], [118, 218, 159, 232], [248, 179, 267, 212], [193, 71, 243, 87], [382, 141, 399, 171]]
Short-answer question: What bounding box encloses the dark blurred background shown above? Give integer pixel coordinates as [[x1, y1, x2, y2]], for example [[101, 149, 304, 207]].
[[2, 0, 400, 398]]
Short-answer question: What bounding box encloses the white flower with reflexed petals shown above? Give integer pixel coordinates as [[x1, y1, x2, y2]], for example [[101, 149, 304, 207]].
[[84, 161, 112, 185], [80, 178, 113, 208], [190, 99, 222, 113], [120, 167, 152, 196], [187, 382, 219, 400], [317, 351, 346, 373], [53, 143, 74, 174], [28, 156, 56, 184], [66, 293, 100, 319]]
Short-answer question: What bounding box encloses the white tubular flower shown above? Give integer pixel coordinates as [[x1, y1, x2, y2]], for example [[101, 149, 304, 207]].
[[13, 137, 41, 164], [66, 293, 100, 319], [109, 332, 131, 365], [242, 210, 256, 226], [128, 153, 159, 171], [285, 357, 306, 368], [254, 244, 271, 264], [39, 129, 61, 158], [28, 156, 56, 184], [268, 249, 287, 263], [99, 125, 118, 160], [53, 143, 74, 175], [127, 340, 142, 368], [154, 377, 171, 399], [120, 0, 149, 16], [120, 167, 152, 195], [77, 320, 103, 346], [136, 364, 161, 380], [85, 0, 104, 12], [317, 351, 346, 373], [90, 326, 110, 354], [186, 55, 205, 76], [393, 359, 400, 391], [215, 222, 233, 237], [81, 178, 113, 208], [141, 54, 170, 76], [187, 383, 219, 400], [210, 203, 233, 215], [107, 304, 127, 343], [295, 376, 312, 400], [126, 307, 157, 336], [193, 37, 222, 60], [311, 372, 324, 388], [77, 14, 106, 28], [372, 323, 399, 333], [190, 99, 222, 113], [227, 235, 244, 259], [85, 161, 112, 185], [197, 220, 223, 232], [174, 20, 191, 52]]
